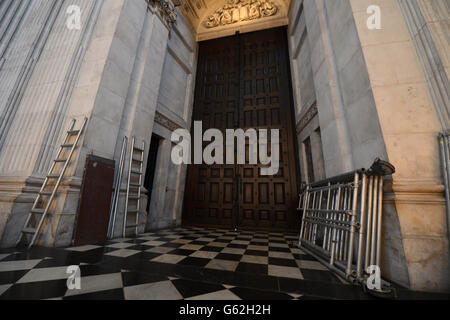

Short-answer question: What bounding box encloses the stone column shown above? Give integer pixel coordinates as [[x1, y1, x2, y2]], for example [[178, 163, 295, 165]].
[[60, 0, 176, 241], [349, 0, 449, 292], [302, 0, 355, 176]]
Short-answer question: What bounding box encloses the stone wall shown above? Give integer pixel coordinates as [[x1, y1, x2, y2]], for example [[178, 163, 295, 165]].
[[0, 0, 102, 247], [0, 0, 193, 246], [348, 0, 449, 292], [285, 0, 449, 292], [287, 1, 325, 184], [146, 12, 197, 231]]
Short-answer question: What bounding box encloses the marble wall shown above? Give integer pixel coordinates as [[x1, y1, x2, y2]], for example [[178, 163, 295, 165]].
[[286, 0, 449, 292]]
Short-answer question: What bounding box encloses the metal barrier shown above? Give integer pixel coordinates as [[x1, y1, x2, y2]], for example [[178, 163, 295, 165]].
[[298, 159, 395, 293], [438, 133, 450, 263]]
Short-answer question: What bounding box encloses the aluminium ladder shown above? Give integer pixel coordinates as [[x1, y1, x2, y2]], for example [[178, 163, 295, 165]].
[[17, 118, 88, 248], [122, 137, 145, 237]]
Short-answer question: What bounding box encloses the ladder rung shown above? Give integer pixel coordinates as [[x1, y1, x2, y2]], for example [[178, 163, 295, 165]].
[[128, 195, 140, 200], [132, 158, 143, 163], [133, 146, 144, 152], [54, 159, 66, 163], [129, 183, 141, 188], [131, 170, 142, 175], [61, 144, 74, 148], [47, 174, 59, 179], [22, 228, 36, 234], [128, 209, 138, 213], [40, 191, 52, 196], [125, 224, 138, 228], [31, 208, 45, 214], [67, 130, 80, 135]]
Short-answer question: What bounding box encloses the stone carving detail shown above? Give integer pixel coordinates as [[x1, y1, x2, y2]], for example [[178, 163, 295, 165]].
[[203, 0, 279, 29], [146, 0, 181, 26], [154, 111, 182, 131], [296, 103, 318, 134]]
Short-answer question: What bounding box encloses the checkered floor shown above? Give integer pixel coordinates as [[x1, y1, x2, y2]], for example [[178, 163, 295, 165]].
[[0, 227, 372, 300]]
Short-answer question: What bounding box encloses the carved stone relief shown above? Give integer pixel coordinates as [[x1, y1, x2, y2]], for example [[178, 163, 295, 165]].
[[154, 111, 183, 131], [146, 0, 181, 26], [296, 103, 318, 134], [203, 0, 279, 29]]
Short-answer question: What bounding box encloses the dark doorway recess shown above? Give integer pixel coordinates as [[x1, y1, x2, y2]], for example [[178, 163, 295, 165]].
[[183, 27, 300, 232], [144, 134, 161, 212], [74, 155, 115, 246]]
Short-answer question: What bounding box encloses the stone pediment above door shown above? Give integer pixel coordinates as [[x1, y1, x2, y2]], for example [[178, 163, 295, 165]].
[[180, 0, 291, 41]]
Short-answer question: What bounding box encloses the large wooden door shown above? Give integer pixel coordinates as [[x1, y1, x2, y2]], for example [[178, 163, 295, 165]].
[[183, 27, 300, 232]]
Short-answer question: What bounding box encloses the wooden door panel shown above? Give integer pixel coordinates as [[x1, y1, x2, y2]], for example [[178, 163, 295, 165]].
[[74, 155, 115, 246], [183, 27, 299, 232]]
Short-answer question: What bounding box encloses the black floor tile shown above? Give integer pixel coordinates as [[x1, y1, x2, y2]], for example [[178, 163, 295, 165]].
[[169, 249, 195, 256], [214, 239, 231, 243], [172, 279, 225, 299], [293, 253, 317, 261], [161, 242, 184, 249], [127, 239, 149, 244], [268, 257, 298, 267], [300, 269, 342, 284], [0, 279, 68, 300], [215, 253, 241, 261], [230, 287, 293, 300], [250, 241, 269, 246], [245, 250, 268, 257], [154, 237, 173, 242], [277, 277, 370, 300], [268, 247, 290, 253], [227, 244, 247, 249], [34, 258, 71, 269], [199, 246, 223, 252], [190, 240, 210, 245], [0, 270, 29, 285], [127, 251, 162, 261], [236, 263, 268, 275], [177, 257, 210, 267], [63, 288, 124, 300], [126, 245, 153, 251], [121, 271, 168, 287], [79, 264, 122, 277]]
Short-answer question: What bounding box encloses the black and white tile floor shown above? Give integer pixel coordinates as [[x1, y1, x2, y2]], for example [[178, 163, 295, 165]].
[[1, 227, 446, 300]]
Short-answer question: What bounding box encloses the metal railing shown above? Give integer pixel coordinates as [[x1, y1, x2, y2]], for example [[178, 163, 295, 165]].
[[298, 158, 395, 291], [438, 133, 450, 261]]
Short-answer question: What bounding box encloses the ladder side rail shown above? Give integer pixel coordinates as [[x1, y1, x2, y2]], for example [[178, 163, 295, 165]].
[[108, 136, 128, 239], [29, 117, 87, 248], [123, 137, 135, 238], [135, 140, 145, 236]]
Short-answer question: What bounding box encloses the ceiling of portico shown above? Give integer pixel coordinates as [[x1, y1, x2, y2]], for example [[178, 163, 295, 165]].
[[179, 0, 292, 41]]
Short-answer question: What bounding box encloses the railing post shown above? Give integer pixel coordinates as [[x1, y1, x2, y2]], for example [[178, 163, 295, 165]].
[[376, 177, 384, 266], [346, 172, 360, 277], [356, 173, 368, 279], [330, 185, 342, 266]]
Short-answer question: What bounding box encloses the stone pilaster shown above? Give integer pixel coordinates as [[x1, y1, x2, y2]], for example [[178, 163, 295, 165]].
[[349, 0, 449, 292]]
